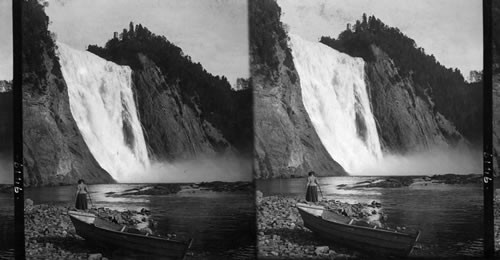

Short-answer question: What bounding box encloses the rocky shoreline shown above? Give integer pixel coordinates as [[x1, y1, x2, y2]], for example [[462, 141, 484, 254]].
[[257, 192, 411, 259], [24, 199, 202, 260], [24, 198, 251, 260]]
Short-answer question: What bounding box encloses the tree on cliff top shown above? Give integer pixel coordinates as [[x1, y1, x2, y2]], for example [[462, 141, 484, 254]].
[[320, 14, 483, 145], [250, 0, 295, 81], [87, 24, 253, 154], [23, 0, 62, 93]]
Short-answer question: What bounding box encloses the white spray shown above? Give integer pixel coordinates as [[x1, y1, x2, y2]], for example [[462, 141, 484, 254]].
[[290, 34, 382, 173], [57, 42, 150, 182]]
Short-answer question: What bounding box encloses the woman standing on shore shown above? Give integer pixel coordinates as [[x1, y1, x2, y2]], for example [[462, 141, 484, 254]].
[[75, 179, 89, 210], [305, 171, 319, 203]]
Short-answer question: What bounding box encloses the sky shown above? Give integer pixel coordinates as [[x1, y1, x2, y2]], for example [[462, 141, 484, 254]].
[[46, 0, 249, 87], [278, 0, 483, 79], [0, 0, 13, 81]]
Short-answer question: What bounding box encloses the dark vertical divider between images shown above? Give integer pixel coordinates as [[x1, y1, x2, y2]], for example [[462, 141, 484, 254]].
[[484, 0, 495, 258], [13, 0, 24, 259]]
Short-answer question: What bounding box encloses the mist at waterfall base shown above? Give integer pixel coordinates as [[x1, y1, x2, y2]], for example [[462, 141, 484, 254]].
[[49, 42, 257, 257], [290, 34, 480, 176], [352, 147, 482, 176], [119, 156, 253, 183], [57, 42, 252, 184]]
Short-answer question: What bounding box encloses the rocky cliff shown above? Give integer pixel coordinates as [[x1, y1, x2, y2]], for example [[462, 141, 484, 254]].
[[365, 45, 466, 153], [132, 54, 233, 161], [22, 0, 113, 186], [87, 23, 252, 160], [251, 0, 346, 178], [22, 0, 250, 185]]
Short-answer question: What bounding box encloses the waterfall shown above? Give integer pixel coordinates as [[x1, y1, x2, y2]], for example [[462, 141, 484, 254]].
[[57, 42, 150, 181], [290, 35, 382, 174]]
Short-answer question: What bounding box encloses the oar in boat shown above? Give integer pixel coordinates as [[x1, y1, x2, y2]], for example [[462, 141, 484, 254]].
[[86, 186, 95, 209], [317, 184, 326, 201]]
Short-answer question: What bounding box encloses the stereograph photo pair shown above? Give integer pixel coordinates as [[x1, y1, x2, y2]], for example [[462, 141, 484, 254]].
[[0, 0, 498, 259]]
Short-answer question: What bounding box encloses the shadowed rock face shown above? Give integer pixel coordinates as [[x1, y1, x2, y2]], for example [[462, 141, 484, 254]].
[[22, 51, 114, 186], [22, 0, 113, 186], [251, 0, 346, 179], [132, 54, 233, 161], [365, 45, 466, 154]]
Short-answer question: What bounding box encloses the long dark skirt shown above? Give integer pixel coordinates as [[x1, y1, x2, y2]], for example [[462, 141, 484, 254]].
[[75, 194, 88, 210], [305, 186, 318, 202]]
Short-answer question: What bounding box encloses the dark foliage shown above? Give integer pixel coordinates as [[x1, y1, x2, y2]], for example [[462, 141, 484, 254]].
[[22, 0, 62, 93], [320, 14, 483, 144], [87, 23, 252, 154], [249, 0, 293, 80]]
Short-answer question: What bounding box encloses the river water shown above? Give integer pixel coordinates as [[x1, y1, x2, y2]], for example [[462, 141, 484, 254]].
[[25, 184, 256, 259], [257, 176, 483, 258], [0, 192, 14, 259]]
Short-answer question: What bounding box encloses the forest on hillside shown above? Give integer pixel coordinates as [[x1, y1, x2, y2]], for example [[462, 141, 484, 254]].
[[87, 23, 252, 154], [320, 14, 483, 145]]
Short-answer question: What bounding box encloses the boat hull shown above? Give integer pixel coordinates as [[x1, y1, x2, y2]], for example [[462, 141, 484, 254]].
[[297, 204, 419, 257], [69, 211, 191, 259]]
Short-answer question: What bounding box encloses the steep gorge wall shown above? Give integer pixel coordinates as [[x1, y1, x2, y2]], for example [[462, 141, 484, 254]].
[[251, 0, 346, 178], [132, 54, 233, 161], [365, 45, 466, 154], [22, 0, 113, 186], [22, 51, 114, 186]]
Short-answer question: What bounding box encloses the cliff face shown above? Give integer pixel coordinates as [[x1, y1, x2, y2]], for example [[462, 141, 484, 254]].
[[22, 56, 114, 186], [251, 0, 346, 178], [365, 45, 466, 153], [22, 0, 113, 186], [132, 54, 233, 161]]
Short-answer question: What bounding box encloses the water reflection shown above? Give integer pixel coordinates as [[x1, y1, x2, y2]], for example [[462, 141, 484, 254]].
[[0, 193, 14, 258], [25, 184, 256, 256], [257, 176, 483, 257]]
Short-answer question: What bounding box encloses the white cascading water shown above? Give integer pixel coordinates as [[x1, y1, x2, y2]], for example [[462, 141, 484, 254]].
[[57, 42, 150, 181], [290, 34, 382, 173]]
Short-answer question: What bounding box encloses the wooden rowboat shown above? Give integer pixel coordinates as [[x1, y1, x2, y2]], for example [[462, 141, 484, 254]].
[[296, 203, 420, 257], [68, 210, 192, 259]]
